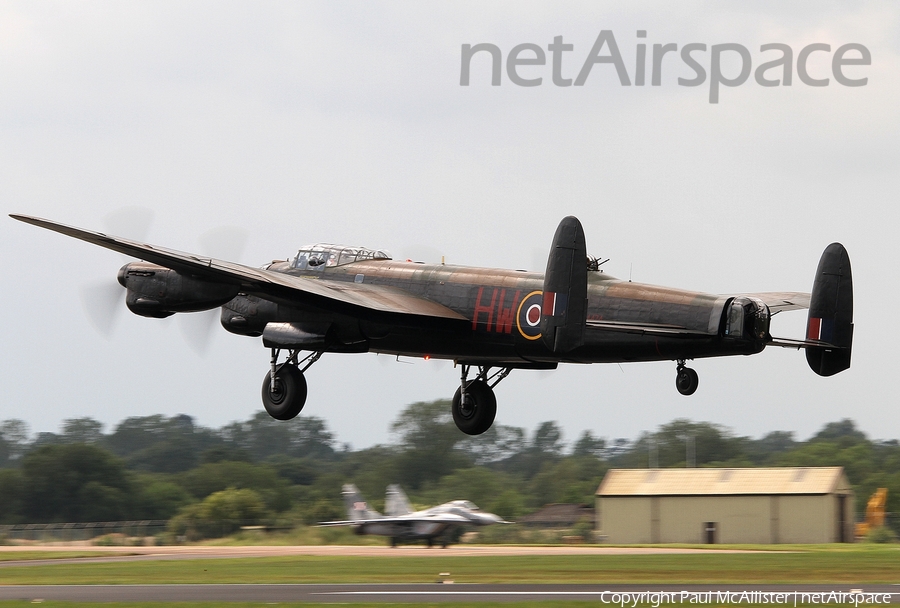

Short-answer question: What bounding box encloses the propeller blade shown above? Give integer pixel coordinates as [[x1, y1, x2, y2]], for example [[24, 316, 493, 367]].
[[427, 358, 449, 372], [79, 280, 124, 338], [79, 212, 243, 353], [198, 226, 249, 262], [103, 206, 155, 241], [176, 226, 249, 355], [178, 310, 219, 356], [76, 207, 155, 339]]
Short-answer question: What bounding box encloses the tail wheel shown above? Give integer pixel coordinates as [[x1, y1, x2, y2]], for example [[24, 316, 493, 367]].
[[452, 379, 497, 435], [261, 365, 307, 420], [675, 366, 699, 396]]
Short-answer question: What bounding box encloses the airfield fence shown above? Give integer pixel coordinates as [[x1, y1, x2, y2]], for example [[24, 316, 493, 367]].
[[0, 519, 295, 544], [0, 520, 168, 543]]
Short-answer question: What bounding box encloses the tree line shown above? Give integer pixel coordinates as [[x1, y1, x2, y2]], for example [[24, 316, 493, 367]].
[[0, 406, 897, 538]]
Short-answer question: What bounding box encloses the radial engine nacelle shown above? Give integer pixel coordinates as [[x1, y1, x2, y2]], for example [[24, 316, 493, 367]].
[[117, 261, 239, 318]]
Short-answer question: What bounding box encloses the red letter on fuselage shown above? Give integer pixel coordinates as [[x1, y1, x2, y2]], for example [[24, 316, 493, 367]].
[[494, 289, 521, 334], [472, 287, 498, 330]]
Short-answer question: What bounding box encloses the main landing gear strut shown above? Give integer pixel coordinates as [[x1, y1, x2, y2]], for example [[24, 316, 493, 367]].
[[452, 364, 511, 436], [675, 359, 699, 396], [261, 348, 322, 421]]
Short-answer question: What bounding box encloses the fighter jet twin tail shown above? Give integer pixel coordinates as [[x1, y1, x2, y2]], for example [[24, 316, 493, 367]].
[[10, 214, 853, 435], [318, 484, 507, 547]]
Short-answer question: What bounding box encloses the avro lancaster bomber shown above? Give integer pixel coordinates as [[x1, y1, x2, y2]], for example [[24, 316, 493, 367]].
[[10, 214, 853, 435]]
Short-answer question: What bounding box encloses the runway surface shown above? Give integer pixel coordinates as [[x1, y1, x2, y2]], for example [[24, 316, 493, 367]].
[[0, 583, 897, 603], [0, 547, 893, 603]]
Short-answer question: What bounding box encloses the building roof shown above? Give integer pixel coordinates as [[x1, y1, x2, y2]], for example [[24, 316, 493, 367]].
[[597, 467, 850, 497]]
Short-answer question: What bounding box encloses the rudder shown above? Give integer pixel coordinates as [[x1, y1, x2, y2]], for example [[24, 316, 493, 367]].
[[806, 243, 853, 376], [342, 484, 381, 521], [541, 216, 588, 353], [385, 484, 413, 516]]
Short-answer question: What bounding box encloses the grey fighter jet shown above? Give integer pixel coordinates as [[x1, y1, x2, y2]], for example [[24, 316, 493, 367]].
[[319, 484, 507, 547]]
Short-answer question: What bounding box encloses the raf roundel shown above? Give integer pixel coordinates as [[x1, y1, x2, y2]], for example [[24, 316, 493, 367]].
[[516, 290, 543, 340]]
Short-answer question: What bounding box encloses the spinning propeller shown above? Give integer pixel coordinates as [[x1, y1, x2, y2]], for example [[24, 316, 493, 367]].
[[179, 225, 249, 355], [78, 207, 248, 355], [78, 206, 156, 338]]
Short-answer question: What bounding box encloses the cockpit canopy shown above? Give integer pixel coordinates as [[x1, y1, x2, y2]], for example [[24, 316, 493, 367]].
[[292, 243, 391, 270]]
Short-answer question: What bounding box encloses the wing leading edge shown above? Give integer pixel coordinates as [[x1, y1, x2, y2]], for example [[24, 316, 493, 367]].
[[10, 214, 467, 324]]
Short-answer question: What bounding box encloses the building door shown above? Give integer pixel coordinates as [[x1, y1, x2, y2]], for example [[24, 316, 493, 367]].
[[837, 495, 847, 543], [703, 522, 717, 544]]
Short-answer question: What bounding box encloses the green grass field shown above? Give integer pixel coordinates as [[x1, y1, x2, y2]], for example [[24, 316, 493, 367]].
[[0, 545, 897, 585], [0, 551, 121, 562]]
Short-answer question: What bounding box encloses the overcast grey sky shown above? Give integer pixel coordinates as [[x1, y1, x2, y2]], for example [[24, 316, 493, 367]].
[[2, 1, 898, 449]]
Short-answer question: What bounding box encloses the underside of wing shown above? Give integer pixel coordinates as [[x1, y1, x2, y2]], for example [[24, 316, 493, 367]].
[[10, 214, 467, 325]]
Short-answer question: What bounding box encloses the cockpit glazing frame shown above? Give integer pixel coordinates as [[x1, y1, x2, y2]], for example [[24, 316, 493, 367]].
[[292, 243, 391, 271]]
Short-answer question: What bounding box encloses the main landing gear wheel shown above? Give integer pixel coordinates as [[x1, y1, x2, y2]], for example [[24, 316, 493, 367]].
[[261, 365, 307, 420], [262, 349, 322, 421], [451, 364, 511, 435], [675, 362, 699, 396], [452, 379, 497, 436]]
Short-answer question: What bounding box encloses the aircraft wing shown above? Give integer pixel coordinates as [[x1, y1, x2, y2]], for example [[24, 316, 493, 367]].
[[318, 513, 471, 527], [10, 215, 467, 324], [390, 512, 471, 523], [316, 520, 365, 527]]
